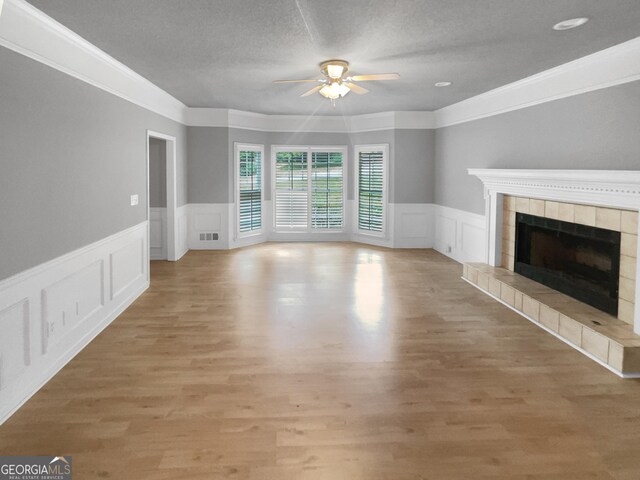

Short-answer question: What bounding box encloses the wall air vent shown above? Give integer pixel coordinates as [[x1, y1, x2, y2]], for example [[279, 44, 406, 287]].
[[199, 233, 219, 241]]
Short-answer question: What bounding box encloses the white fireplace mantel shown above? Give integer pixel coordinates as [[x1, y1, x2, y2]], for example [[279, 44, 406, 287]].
[[468, 168, 640, 334]]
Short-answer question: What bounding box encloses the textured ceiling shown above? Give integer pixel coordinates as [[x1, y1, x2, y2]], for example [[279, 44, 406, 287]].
[[27, 0, 640, 116]]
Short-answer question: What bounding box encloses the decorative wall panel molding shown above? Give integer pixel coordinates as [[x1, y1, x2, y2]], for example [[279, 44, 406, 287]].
[[433, 205, 486, 264], [0, 222, 149, 425]]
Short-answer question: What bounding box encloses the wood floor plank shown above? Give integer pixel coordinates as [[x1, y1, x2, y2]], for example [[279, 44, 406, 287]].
[[1, 244, 640, 478]]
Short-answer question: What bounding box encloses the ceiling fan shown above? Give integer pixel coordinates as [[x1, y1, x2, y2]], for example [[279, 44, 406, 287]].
[[273, 60, 400, 103]]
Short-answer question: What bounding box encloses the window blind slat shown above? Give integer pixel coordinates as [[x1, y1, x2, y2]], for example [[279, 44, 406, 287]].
[[311, 151, 343, 229], [358, 150, 384, 232], [238, 150, 262, 233], [275, 151, 308, 229]]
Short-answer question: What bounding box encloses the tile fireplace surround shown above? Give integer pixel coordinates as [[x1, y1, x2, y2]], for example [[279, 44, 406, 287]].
[[467, 169, 640, 376]]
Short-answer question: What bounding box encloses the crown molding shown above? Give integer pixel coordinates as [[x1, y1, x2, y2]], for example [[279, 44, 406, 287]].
[[0, 0, 187, 123], [1, 0, 638, 131], [185, 109, 436, 132], [436, 36, 640, 128]]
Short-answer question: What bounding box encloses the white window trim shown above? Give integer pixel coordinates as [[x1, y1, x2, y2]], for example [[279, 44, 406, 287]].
[[271, 145, 348, 234], [353, 144, 389, 238], [234, 142, 264, 239]]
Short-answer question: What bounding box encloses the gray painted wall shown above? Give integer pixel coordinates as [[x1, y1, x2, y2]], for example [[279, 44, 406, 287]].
[[0, 47, 188, 281], [435, 80, 640, 215], [187, 127, 228, 203], [149, 137, 167, 208], [189, 127, 435, 204]]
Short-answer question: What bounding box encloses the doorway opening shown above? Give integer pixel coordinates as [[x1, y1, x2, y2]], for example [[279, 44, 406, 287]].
[[147, 130, 178, 267]]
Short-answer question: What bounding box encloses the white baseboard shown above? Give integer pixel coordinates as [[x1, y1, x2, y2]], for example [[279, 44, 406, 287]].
[[0, 221, 149, 425], [433, 205, 486, 263]]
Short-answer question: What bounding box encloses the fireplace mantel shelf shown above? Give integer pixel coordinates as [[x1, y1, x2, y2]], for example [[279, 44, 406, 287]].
[[469, 169, 640, 208]]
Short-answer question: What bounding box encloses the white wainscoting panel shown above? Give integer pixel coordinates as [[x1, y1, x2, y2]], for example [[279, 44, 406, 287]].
[[433, 205, 486, 263], [392, 203, 434, 248], [0, 221, 149, 424], [149, 207, 167, 260], [187, 204, 230, 249]]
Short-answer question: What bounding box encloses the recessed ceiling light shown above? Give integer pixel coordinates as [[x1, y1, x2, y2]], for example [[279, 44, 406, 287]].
[[553, 17, 589, 31], [435, 81, 452, 87]]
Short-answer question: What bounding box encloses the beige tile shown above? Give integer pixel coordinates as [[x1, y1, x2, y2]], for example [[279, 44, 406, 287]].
[[503, 195, 515, 212], [545, 201, 560, 220], [522, 295, 540, 321], [506, 254, 514, 271], [501, 253, 510, 269], [581, 328, 610, 362], [574, 205, 596, 227], [621, 210, 638, 235], [558, 203, 575, 223], [477, 272, 489, 291], [618, 298, 635, 325], [505, 210, 516, 227], [501, 284, 515, 306], [539, 305, 560, 332], [621, 233, 638, 258], [463, 264, 468, 279], [468, 267, 478, 285], [489, 277, 501, 297], [530, 199, 545, 217], [516, 197, 530, 214], [514, 291, 523, 311], [559, 315, 582, 345], [619, 276, 636, 303], [596, 207, 621, 231], [608, 342, 624, 372], [505, 239, 515, 256], [620, 255, 636, 281]]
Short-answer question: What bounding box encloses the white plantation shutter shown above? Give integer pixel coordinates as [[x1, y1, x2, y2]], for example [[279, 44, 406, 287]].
[[275, 151, 308, 229], [238, 149, 262, 233], [357, 148, 386, 233], [311, 151, 343, 229]]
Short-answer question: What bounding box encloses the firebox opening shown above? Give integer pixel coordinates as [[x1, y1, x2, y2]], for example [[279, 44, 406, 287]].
[[515, 213, 621, 316]]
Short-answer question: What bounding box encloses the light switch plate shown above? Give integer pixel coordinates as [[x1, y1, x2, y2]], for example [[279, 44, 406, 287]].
[[130, 194, 139, 206]]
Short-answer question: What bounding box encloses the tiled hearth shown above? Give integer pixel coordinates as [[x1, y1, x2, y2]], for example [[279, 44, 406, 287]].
[[463, 263, 640, 375], [467, 169, 640, 376]]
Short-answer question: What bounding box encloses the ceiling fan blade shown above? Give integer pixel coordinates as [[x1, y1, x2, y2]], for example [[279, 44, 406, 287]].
[[300, 85, 323, 97], [273, 79, 320, 84], [344, 82, 369, 95], [349, 73, 400, 81]]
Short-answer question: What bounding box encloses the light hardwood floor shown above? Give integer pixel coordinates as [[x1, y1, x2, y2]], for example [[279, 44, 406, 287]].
[[1, 243, 640, 479]]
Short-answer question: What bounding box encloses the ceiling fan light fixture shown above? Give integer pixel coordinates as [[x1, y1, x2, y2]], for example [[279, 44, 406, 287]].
[[319, 82, 350, 100], [327, 64, 345, 79], [320, 60, 349, 80]]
